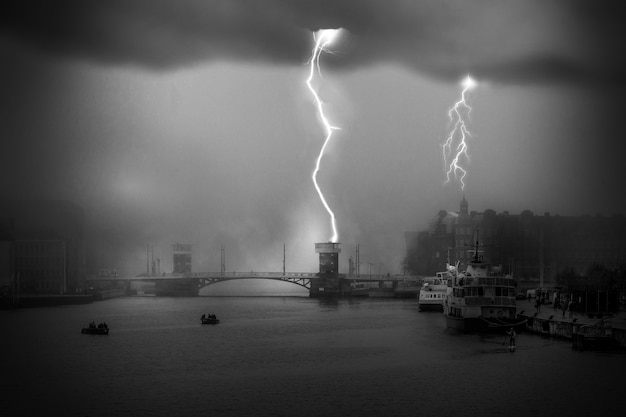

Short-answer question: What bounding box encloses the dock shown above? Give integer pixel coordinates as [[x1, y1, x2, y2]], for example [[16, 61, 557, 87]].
[[516, 299, 626, 350]]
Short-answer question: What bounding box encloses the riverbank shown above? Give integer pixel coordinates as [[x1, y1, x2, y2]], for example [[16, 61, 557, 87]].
[[1, 294, 94, 308], [93, 288, 126, 300], [0, 288, 126, 308]]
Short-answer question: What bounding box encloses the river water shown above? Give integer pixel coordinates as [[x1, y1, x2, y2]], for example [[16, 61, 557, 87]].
[[2, 295, 624, 417]]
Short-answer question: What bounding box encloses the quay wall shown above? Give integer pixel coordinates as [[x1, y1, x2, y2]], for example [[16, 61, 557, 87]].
[[96, 288, 125, 300], [522, 316, 583, 339], [520, 314, 625, 349], [1, 294, 94, 308], [613, 328, 626, 347]]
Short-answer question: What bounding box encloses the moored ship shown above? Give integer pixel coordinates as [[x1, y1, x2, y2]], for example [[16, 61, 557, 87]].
[[444, 240, 525, 332], [418, 272, 449, 312]]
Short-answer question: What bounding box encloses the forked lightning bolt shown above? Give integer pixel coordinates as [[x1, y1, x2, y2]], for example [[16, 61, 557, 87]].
[[306, 29, 341, 243], [443, 75, 476, 190]]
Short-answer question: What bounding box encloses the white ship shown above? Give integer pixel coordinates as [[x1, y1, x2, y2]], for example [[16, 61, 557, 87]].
[[418, 272, 449, 312], [444, 238, 525, 332]]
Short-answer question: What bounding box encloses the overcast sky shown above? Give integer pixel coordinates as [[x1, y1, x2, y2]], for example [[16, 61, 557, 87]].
[[1, 0, 625, 276]]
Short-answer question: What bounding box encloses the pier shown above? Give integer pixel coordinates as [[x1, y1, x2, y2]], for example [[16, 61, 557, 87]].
[[515, 299, 626, 349]]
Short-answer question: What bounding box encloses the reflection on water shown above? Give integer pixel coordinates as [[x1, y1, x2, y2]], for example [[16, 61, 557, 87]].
[[2, 296, 624, 417], [199, 279, 309, 297]]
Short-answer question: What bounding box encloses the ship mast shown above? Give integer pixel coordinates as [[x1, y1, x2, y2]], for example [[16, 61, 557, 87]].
[[468, 228, 487, 263]]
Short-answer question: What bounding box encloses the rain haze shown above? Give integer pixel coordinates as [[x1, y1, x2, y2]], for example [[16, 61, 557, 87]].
[[1, 0, 625, 278]]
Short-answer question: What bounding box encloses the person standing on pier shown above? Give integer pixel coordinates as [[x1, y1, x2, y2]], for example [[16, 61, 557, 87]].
[[568, 300, 574, 318], [507, 327, 516, 352]]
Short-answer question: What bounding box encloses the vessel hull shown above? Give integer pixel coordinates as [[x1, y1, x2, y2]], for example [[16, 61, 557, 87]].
[[418, 302, 444, 312]]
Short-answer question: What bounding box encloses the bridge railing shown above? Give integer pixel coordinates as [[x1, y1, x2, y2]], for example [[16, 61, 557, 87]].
[[169, 272, 321, 279], [87, 272, 423, 281]]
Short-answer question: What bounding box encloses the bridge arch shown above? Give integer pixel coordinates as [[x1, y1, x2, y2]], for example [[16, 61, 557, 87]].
[[197, 275, 313, 291]]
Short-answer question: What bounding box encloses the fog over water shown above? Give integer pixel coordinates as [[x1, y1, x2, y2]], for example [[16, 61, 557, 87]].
[[1, 1, 625, 276]]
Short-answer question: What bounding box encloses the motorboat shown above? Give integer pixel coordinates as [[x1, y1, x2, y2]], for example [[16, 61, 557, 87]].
[[201, 315, 220, 325], [81, 325, 109, 335]]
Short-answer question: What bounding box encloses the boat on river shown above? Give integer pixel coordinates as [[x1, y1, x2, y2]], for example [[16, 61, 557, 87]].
[[444, 239, 525, 332], [81, 325, 109, 335], [201, 315, 220, 325], [418, 272, 449, 311]]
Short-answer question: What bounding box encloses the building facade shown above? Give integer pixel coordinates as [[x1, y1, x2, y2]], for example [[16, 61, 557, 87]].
[[405, 198, 626, 290], [0, 200, 85, 294]]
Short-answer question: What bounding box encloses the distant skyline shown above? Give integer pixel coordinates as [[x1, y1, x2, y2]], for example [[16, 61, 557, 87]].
[[1, 1, 625, 276]]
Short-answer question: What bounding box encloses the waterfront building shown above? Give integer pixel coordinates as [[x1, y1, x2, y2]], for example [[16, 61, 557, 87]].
[[405, 198, 626, 291], [0, 200, 86, 294]]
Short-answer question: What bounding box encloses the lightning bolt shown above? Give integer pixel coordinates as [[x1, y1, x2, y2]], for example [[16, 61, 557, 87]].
[[306, 29, 341, 243], [443, 75, 476, 191]]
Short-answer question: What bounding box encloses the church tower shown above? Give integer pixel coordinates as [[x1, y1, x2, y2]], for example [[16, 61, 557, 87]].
[[460, 194, 468, 216]]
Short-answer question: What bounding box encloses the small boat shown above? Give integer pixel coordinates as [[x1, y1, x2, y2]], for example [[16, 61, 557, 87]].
[[418, 272, 449, 311], [201, 315, 220, 325], [81, 326, 109, 335], [349, 282, 370, 297]]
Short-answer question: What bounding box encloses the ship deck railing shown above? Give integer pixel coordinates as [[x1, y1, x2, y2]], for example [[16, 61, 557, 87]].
[[462, 277, 517, 288], [457, 296, 516, 307]]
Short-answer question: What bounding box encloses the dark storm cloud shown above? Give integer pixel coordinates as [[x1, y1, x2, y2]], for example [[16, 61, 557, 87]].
[[2, 0, 624, 85], [0, 0, 307, 67]]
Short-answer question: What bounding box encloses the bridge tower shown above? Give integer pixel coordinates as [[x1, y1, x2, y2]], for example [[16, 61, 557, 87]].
[[311, 242, 344, 297], [172, 243, 192, 274], [154, 243, 196, 296]]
